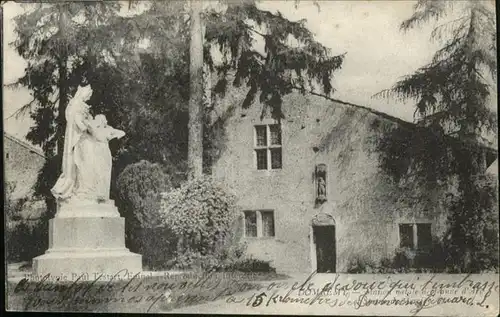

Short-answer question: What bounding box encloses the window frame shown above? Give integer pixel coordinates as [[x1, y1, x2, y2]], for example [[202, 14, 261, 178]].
[[398, 222, 433, 252], [254, 124, 282, 171], [243, 210, 276, 239]]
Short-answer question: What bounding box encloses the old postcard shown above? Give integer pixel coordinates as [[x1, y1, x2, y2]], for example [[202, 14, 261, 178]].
[[3, 0, 499, 315]]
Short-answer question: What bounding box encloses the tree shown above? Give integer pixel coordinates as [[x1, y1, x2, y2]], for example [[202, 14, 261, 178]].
[[188, 0, 204, 179], [204, 1, 345, 119], [376, 0, 496, 141], [375, 0, 498, 272], [127, 0, 345, 177], [14, 0, 345, 212], [10, 2, 121, 155], [9, 2, 121, 213], [84, 1, 191, 190], [10, 1, 193, 212]]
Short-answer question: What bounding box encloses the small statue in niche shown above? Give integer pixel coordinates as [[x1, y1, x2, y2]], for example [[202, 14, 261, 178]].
[[317, 177, 326, 199], [315, 164, 327, 204]]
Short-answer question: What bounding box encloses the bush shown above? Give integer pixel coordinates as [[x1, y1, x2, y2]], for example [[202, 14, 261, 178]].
[[160, 175, 246, 270], [116, 160, 174, 269], [220, 258, 276, 273], [6, 220, 48, 263], [442, 174, 499, 273], [391, 249, 412, 272], [132, 227, 178, 270], [346, 256, 378, 273], [413, 241, 446, 272], [117, 160, 172, 228], [5, 181, 49, 263], [347, 240, 448, 274]]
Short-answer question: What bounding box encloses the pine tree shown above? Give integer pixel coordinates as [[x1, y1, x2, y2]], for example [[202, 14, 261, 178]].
[[376, 0, 498, 272], [376, 0, 496, 142], [204, 1, 344, 119], [9, 2, 121, 213], [10, 2, 121, 155]]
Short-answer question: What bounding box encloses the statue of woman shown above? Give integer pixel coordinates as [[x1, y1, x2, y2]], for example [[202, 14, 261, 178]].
[[51, 85, 93, 200], [73, 114, 125, 201], [52, 85, 125, 203]]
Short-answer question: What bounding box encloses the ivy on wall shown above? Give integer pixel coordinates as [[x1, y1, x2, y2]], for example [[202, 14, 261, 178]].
[[372, 120, 498, 272]]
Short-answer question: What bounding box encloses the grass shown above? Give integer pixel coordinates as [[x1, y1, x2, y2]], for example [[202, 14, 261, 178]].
[[6, 271, 288, 313]]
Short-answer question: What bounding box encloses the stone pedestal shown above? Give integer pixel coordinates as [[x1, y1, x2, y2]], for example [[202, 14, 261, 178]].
[[33, 200, 142, 281]]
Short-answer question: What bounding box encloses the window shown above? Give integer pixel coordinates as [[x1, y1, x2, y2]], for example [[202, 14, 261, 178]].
[[261, 211, 275, 237], [254, 124, 282, 170], [243, 210, 275, 238], [269, 125, 281, 145], [256, 149, 268, 170], [270, 148, 282, 169], [399, 224, 414, 248], [244, 211, 258, 237], [399, 223, 432, 251], [255, 126, 267, 146]]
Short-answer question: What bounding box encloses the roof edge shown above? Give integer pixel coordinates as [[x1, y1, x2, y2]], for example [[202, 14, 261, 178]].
[[301, 89, 498, 154], [3, 132, 46, 159]]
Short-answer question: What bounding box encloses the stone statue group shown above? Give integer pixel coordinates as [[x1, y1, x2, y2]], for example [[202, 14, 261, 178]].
[[34, 87, 143, 279], [51, 85, 125, 203]]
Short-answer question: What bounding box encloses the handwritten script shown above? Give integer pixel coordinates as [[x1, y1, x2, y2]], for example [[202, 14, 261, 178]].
[[230, 272, 499, 315], [8, 271, 500, 315]]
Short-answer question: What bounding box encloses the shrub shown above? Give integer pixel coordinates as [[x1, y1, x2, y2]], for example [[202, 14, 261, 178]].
[[391, 249, 412, 272], [443, 174, 499, 273], [116, 160, 174, 269], [413, 241, 446, 272], [5, 181, 49, 263], [160, 175, 245, 270], [220, 258, 276, 273], [132, 227, 178, 270], [6, 220, 48, 263], [374, 239, 448, 274], [117, 160, 172, 228], [346, 256, 378, 273]]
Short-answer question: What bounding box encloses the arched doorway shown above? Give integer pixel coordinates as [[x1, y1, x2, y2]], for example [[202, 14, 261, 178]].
[[311, 213, 336, 273]]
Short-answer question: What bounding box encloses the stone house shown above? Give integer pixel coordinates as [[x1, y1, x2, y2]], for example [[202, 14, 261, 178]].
[[211, 90, 497, 273], [4, 132, 46, 219]]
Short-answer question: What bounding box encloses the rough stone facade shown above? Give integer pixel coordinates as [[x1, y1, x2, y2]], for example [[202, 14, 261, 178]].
[[212, 90, 495, 274], [4, 133, 46, 218]]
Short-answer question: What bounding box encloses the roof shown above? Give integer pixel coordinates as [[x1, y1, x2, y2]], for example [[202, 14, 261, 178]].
[[486, 158, 498, 176], [303, 89, 498, 168], [3, 132, 46, 159]]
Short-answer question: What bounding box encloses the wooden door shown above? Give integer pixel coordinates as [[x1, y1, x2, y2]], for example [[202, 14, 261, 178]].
[[313, 225, 336, 273]]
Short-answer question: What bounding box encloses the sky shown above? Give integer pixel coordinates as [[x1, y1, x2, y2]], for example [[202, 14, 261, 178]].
[[1, 0, 495, 141]]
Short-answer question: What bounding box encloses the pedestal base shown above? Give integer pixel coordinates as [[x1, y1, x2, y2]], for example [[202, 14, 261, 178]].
[[32, 202, 142, 281], [33, 249, 142, 281]]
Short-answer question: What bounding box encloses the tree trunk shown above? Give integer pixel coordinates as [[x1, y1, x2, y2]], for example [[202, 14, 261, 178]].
[[57, 57, 69, 157], [56, 5, 69, 157], [188, 0, 204, 180]]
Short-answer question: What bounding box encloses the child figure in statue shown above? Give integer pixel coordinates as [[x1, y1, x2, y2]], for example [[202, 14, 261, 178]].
[[73, 114, 125, 202]]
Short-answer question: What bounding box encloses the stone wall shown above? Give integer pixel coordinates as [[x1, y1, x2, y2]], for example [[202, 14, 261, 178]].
[[212, 90, 452, 273], [4, 133, 46, 218]]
